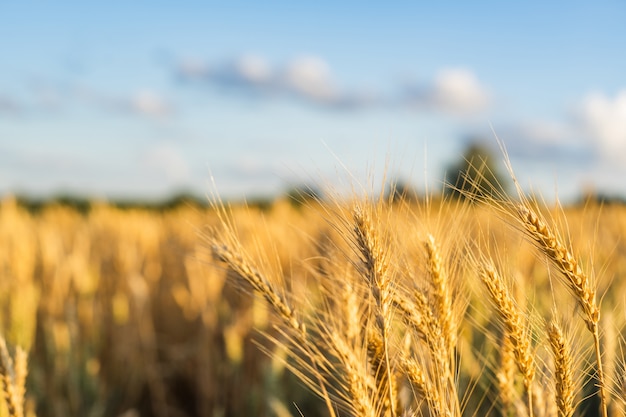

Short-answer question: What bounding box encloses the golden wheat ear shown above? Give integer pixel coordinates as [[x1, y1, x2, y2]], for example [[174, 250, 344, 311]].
[[477, 259, 536, 416], [0, 336, 29, 417], [491, 142, 609, 417], [513, 202, 608, 417], [547, 319, 576, 417], [351, 204, 398, 417]]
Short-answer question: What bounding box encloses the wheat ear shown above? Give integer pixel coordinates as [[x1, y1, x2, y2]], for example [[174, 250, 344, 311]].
[[211, 242, 304, 334], [210, 240, 337, 417], [547, 319, 576, 417], [393, 290, 442, 358], [399, 354, 444, 414], [393, 287, 460, 416], [329, 330, 378, 417], [424, 233, 460, 411], [478, 260, 535, 416], [517, 205, 598, 330], [516, 204, 607, 417], [353, 205, 397, 416], [425, 234, 456, 358], [497, 334, 517, 416], [0, 337, 26, 417]]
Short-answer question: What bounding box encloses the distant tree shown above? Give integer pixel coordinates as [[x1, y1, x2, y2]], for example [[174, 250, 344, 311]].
[[444, 141, 509, 201], [385, 179, 419, 203], [284, 184, 324, 208], [49, 194, 93, 213], [161, 192, 207, 210]]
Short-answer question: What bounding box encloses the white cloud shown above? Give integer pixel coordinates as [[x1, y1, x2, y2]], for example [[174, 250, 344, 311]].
[[579, 90, 626, 159], [283, 56, 337, 102], [141, 144, 190, 182], [518, 121, 575, 145], [72, 85, 174, 119], [235, 54, 272, 84], [3, 78, 166, 122], [177, 53, 373, 108], [176, 56, 492, 115], [432, 68, 490, 114], [494, 120, 591, 163], [398, 68, 491, 115], [129, 90, 172, 118]]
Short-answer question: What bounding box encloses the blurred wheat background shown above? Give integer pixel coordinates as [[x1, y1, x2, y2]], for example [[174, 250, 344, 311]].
[[1, 182, 626, 416], [2, 2, 626, 416]]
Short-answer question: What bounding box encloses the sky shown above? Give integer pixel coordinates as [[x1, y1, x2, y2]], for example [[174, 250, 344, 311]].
[[1, 1, 625, 204]]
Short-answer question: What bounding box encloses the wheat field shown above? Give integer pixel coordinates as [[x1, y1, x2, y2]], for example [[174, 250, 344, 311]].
[[1, 176, 626, 416]]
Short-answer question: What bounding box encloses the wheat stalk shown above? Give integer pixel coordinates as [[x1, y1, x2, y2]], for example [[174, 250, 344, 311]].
[[211, 241, 305, 334], [547, 319, 576, 417], [329, 330, 378, 417], [478, 260, 535, 416], [352, 204, 397, 416], [424, 233, 460, 414], [425, 234, 456, 358], [516, 205, 598, 331], [209, 238, 339, 417], [366, 331, 400, 416], [399, 354, 445, 415], [515, 204, 607, 417], [393, 286, 460, 416]]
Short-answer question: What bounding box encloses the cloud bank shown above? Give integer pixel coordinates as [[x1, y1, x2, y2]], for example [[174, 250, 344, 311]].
[[578, 90, 626, 160], [491, 89, 626, 170], [0, 81, 174, 120], [176, 54, 490, 114], [401, 68, 491, 115], [178, 55, 334, 101], [74, 85, 174, 119], [140, 143, 190, 182]]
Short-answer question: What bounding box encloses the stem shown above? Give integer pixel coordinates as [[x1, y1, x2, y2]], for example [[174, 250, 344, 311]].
[[382, 333, 396, 417], [592, 324, 609, 417]]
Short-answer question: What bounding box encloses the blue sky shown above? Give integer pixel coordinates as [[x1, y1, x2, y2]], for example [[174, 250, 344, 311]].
[[1, 1, 625, 203]]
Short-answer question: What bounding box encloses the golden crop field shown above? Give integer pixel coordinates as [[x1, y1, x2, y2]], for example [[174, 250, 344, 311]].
[[1, 186, 626, 417]]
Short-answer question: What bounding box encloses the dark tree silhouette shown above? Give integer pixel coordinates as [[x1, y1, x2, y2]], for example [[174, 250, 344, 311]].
[[444, 141, 508, 201], [284, 184, 324, 207], [385, 179, 419, 203]]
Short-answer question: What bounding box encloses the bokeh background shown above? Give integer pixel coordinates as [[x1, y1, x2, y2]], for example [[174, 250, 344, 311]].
[[2, 4, 626, 417], [1, 1, 625, 203]]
